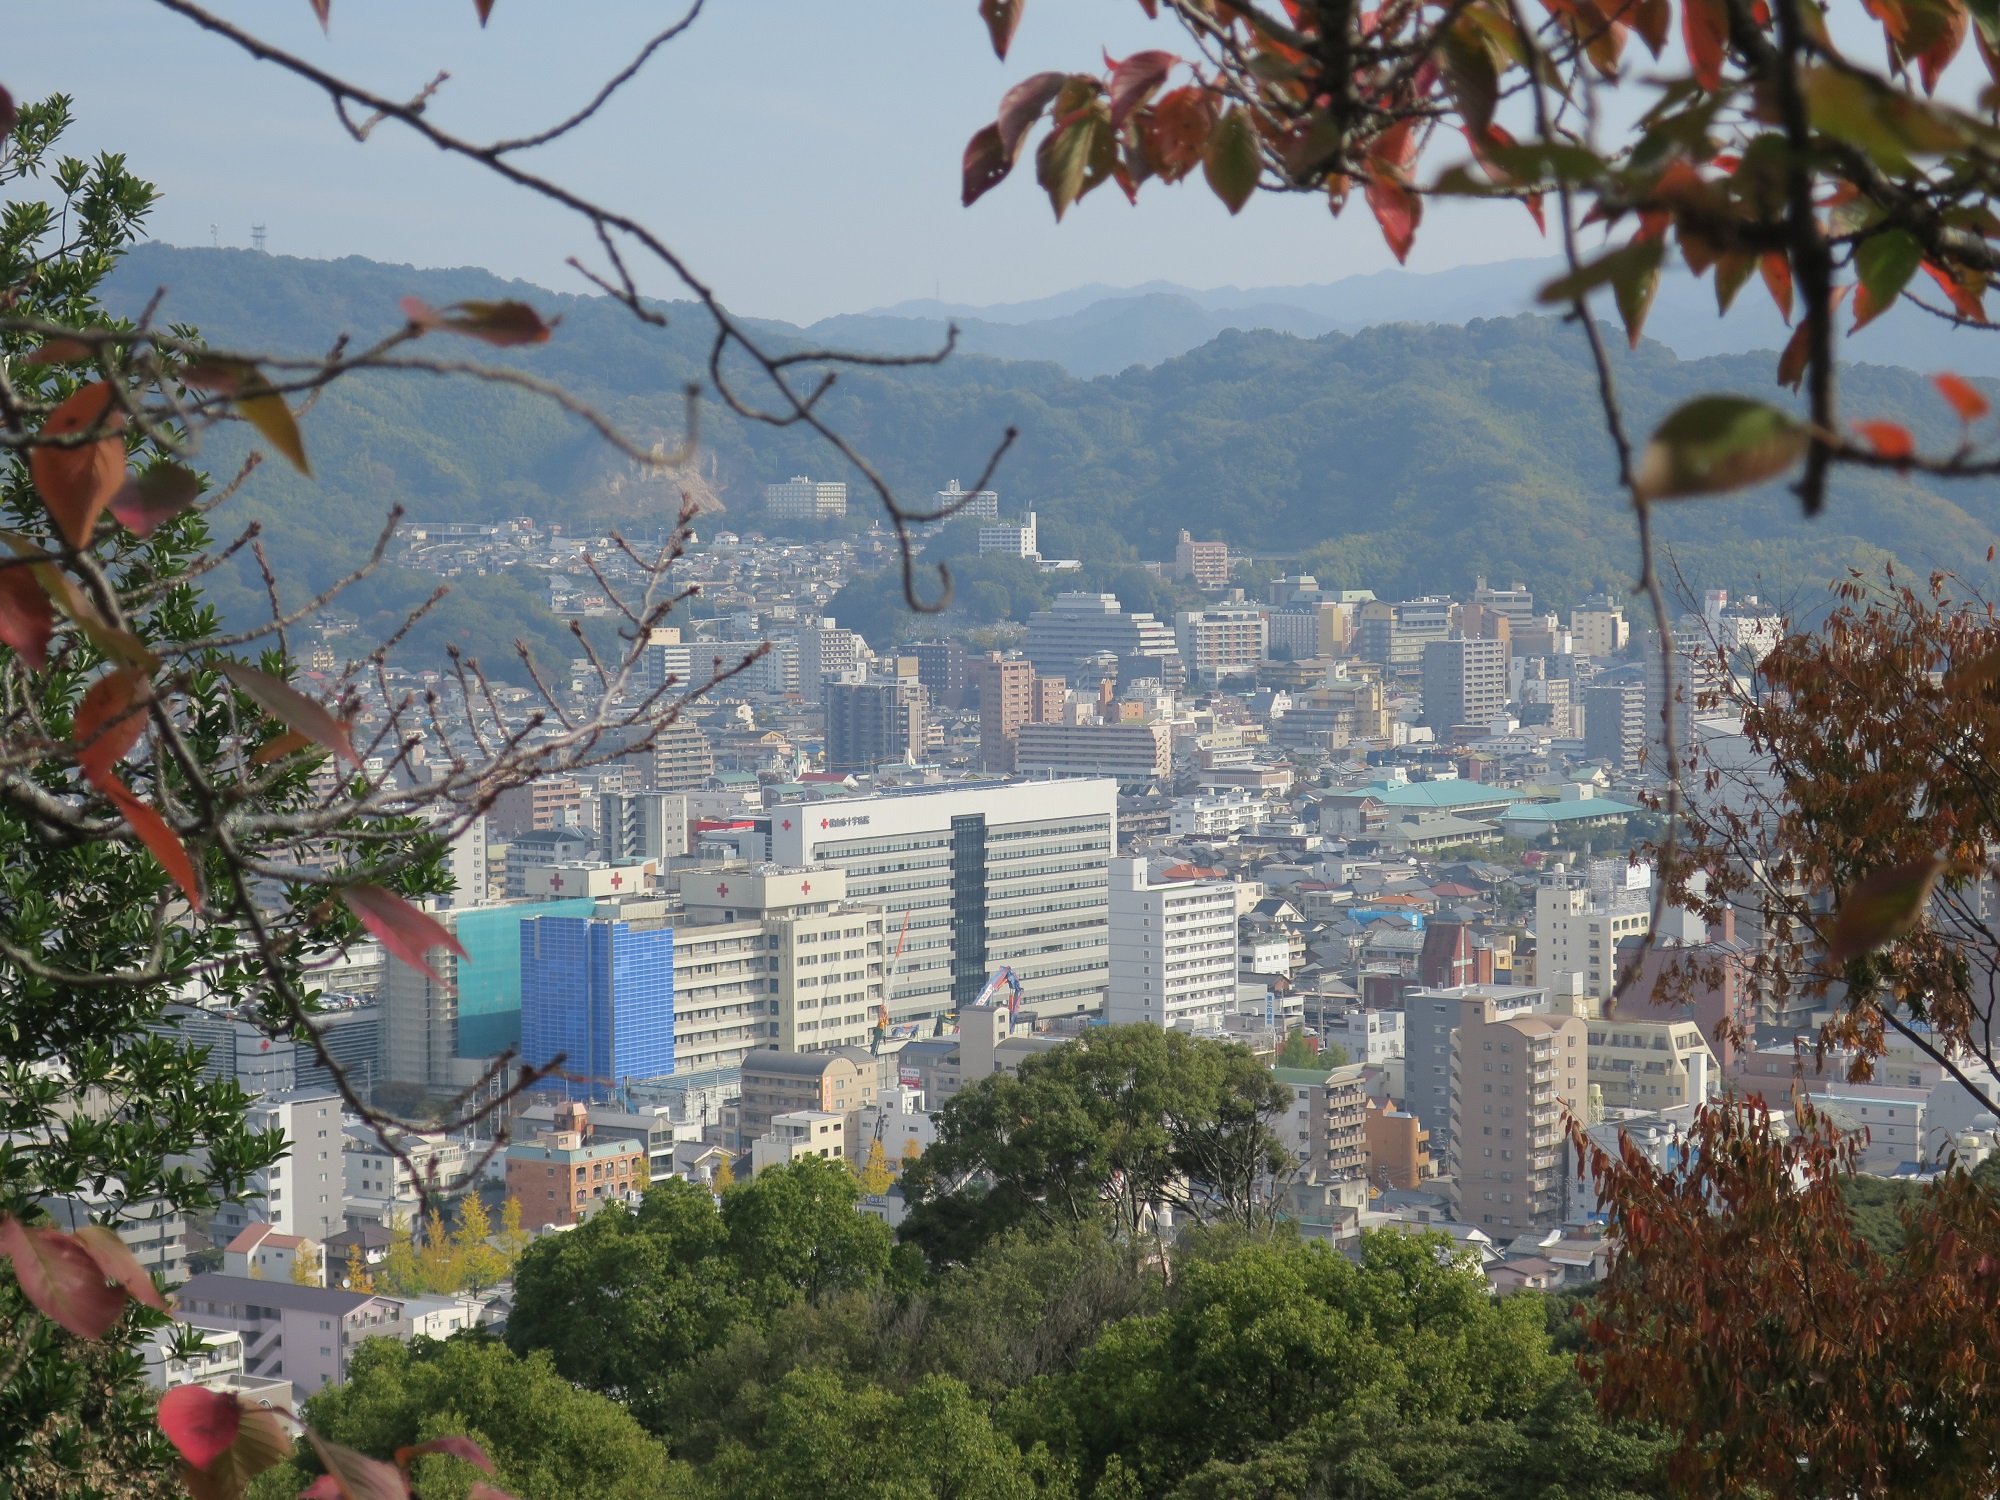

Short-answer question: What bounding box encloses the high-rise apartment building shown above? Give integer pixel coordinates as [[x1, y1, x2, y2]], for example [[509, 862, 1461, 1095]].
[[907, 639, 970, 709], [796, 620, 866, 702], [769, 779, 1117, 1023], [1106, 857, 1240, 1030], [641, 627, 695, 692], [1013, 721, 1171, 782], [1583, 679, 1645, 771], [1174, 529, 1230, 589], [1175, 608, 1268, 683], [1569, 596, 1630, 658], [1354, 597, 1454, 671], [933, 479, 1000, 520], [1449, 1008, 1587, 1233], [599, 789, 689, 862], [978, 511, 1038, 559], [1273, 1062, 1370, 1180], [653, 722, 714, 791], [826, 680, 928, 774], [520, 909, 676, 1101], [1022, 592, 1183, 687], [1269, 670, 1390, 751], [1401, 983, 1547, 1174], [977, 654, 1035, 773], [764, 475, 847, 519], [489, 777, 582, 838], [1535, 860, 1654, 1001], [209, 1089, 346, 1245], [1421, 637, 1509, 735], [1267, 601, 1344, 660], [1586, 1015, 1718, 1112]]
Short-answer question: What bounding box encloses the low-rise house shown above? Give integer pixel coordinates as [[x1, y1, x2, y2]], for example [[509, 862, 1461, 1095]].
[[750, 1109, 849, 1172], [224, 1224, 322, 1284], [173, 1273, 409, 1393]]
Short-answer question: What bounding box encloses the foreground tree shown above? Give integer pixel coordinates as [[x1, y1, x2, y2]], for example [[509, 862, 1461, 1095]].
[[900, 1026, 1293, 1266]]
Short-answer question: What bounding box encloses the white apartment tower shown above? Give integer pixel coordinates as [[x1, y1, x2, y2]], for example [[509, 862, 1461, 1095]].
[[1106, 858, 1240, 1031], [764, 475, 848, 520], [1535, 859, 1654, 1001], [769, 779, 1116, 1024], [978, 511, 1038, 560]]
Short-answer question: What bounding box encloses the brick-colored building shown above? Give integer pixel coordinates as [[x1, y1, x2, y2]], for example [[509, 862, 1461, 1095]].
[[729, 1047, 879, 1150], [489, 777, 583, 839], [978, 655, 1035, 773], [504, 1101, 648, 1230], [1362, 1096, 1433, 1191]]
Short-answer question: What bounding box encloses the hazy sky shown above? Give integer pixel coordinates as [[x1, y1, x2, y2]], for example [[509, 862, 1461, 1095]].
[[11, 0, 1561, 324]]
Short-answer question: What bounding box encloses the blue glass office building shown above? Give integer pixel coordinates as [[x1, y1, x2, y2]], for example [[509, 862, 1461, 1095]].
[[520, 915, 675, 1102], [455, 898, 596, 1058]]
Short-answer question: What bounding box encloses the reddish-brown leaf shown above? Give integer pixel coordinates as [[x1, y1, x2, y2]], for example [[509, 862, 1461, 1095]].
[[1934, 371, 1991, 421], [342, 884, 468, 981], [1683, 0, 1728, 88], [0, 84, 16, 140], [28, 338, 94, 365], [978, 0, 1023, 59], [0, 567, 54, 672], [30, 381, 129, 549], [1142, 86, 1215, 181], [397, 1436, 494, 1472], [251, 728, 317, 766], [71, 1225, 167, 1312], [1366, 177, 1421, 263], [158, 1385, 241, 1471], [72, 668, 151, 783], [1853, 419, 1915, 458], [309, 0, 331, 28], [398, 297, 555, 348], [217, 662, 358, 767], [963, 123, 1013, 207], [1107, 49, 1177, 128], [0, 1217, 129, 1338], [1916, 2, 1968, 91], [1761, 250, 1795, 324], [99, 776, 202, 910], [309, 1434, 409, 1500], [179, 1405, 293, 1500], [1633, 0, 1671, 54], [108, 463, 203, 538], [1827, 856, 1946, 961], [1922, 259, 1988, 322], [997, 72, 1066, 158], [474, 0, 495, 22]]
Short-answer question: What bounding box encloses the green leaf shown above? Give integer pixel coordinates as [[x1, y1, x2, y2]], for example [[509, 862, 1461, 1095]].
[[1633, 395, 1807, 501], [1536, 239, 1663, 311], [1803, 65, 1978, 174], [1202, 107, 1260, 215], [1037, 113, 1100, 220], [1855, 228, 1924, 322], [1613, 239, 1667, 347]]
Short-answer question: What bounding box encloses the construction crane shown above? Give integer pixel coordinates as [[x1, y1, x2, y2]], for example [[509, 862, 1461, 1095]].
[[872, 910, 912, 1054], [971, 966, 1024, 1018]]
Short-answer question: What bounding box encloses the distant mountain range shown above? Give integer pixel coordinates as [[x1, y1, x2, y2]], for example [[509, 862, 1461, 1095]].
[[96, 243, 2000, 675], [759, 257, 2000, 381]]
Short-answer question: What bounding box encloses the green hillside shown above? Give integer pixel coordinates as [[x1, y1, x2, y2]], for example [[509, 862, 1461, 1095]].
[[103, 244, 2000, 666]]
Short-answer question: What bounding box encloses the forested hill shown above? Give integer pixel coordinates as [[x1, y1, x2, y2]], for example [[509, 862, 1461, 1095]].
[[103, 243, 2000, 659]]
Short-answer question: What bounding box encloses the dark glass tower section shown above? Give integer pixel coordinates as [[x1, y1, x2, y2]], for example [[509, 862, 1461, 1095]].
[[950, 813, 988, 1008]]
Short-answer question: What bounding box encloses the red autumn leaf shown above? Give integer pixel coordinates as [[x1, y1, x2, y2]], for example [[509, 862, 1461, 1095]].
[[978, 0, 1023, 59], [1934, 371, 1991, 421], [309, 0, 330, 26], [251, 728, 316, 766], [1107, 50, 1177, 128], [997, 72, 1066, 158], [1762, 251, 1795, 324], [0, 84, 16, 139], [217, 662, 359, 767], [1916, 2, 1967, 91], [0, 1217, 130, 1338], [1366, 177, 1420, 263], [179, 1404, 294, 1500], [1682, 0, 1728, 88], [1827, 855, 1945, 961], [1853, 419, 1915, 459], [963, 123, 1012, 207], [342, 884, 468, 981], [1922, 260, 1988, 322], [99, 777, 202, 910], [397, 1436, 495, 1472], [309, 1434, 410, 1500], [398, 297, 556, 348], [0, 567, 54, 671], [1143, 86, 1216, 181], [30, 381, 129, 549], [28, 337, 94, 364], [474, 0, 495, 22], [72, 668, 151, 783], [72, 1224, 167, 1312], [158, 1385, 241, 1471], [108, 463, 204, 538]]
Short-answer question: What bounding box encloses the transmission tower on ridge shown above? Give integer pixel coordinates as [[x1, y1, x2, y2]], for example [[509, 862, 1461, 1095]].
[[251, 224, 267, 254]]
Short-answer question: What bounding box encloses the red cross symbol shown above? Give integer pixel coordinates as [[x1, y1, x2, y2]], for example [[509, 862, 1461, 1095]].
[[782, 818, 792, 830], [801, 880, 812, 893], [549, 873, 565, 890], [820, 818, 830, 829], [717, 882, 730, 897], [610, 873, 624, 889]]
